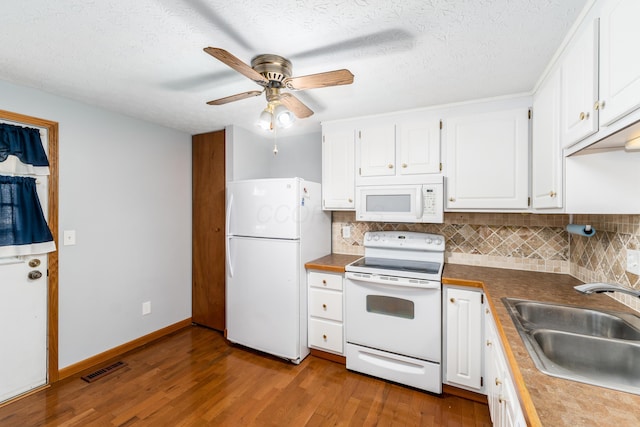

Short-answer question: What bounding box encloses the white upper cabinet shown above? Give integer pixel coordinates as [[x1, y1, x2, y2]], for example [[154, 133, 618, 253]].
[[356, 114, 441, 185], [321, 123, 355, 210], [598, 0, 640, 127], [358, 122, 397, 178], [396, 116, 441, 176], [532, 69, 563, 210], [560, 18, 599, 148], [444, 107, 530, 210]]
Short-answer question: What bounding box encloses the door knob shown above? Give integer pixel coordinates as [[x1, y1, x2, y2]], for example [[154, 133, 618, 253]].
[[29, 259, 41, 267], [28, 270, 43, 280]]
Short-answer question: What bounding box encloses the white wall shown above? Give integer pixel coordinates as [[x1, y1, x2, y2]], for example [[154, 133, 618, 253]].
[[0, 80, 192, 368], [226, 125, 322, 182]]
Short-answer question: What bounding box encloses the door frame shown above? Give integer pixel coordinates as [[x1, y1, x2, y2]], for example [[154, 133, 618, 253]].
[[0, 109, 59, 383]]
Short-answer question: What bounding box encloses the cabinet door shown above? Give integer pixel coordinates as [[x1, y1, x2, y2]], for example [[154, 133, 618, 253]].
[[397, 118, 440, 175], [322, 126, 355, 210], [561, 19, 599, 148], [445, 107, 529, 210], [358, 123, 396, 177], [445, 287, 483, 390], [599, 0, 640, 126], [532, 69, 562, 209]]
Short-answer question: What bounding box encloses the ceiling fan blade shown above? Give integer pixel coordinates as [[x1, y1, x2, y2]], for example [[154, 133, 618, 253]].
[[206, 90, 263, 105], [204, 47, 268, 86], [284, 69, 354, 91], [279, 93, 314, 118]]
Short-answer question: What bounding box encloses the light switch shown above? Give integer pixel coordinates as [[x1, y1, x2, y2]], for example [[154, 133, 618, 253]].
[[63, 230, 76, 246]]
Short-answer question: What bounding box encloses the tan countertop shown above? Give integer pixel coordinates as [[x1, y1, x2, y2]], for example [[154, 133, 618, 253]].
[[305, 253, 361, 273], [306, 255, 640, 427], [443, 264, 640, 427]]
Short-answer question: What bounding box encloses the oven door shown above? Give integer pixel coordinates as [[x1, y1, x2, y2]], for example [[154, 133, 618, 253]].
[[345, 272, 441, 362]]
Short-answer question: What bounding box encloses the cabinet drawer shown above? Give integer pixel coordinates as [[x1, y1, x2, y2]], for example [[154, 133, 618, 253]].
[[309, 288, 343, 321], [309, 319, 343, 354], [308, 271, 343, 291]]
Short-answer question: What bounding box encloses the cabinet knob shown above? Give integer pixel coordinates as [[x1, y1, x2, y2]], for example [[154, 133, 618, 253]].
[[549, 190, 556, 198], [499, 396, 506, 404], [449, 197, 455, 202], [28, 270, 43, 280], [322, 279, 327, 285], [322, 304, 327, 310], [449, 297, 456, 303], [579, 112, 585, 120], [388, 163, 394, 169], [348, 198, 353, 203], [402, 163, 407, 168], [495, 377, 502, 386], [594, 100, 606, 110], [322, 334, 327, 340], [486, 340, 492, 347]]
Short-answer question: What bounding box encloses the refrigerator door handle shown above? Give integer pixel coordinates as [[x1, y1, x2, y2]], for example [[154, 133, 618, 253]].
[[226, 236, 234, 278], [226, 193, 234, 278]]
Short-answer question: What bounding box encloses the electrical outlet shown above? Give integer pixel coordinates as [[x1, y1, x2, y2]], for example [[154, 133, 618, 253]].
[[63, 230, 76, 246], [342, 226, 351, 239], [142, 301, 151, 315], [627, 249, 640, 275]]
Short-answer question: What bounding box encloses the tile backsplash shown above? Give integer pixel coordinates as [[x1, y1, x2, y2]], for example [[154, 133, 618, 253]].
[[331, 211, 640, 310]]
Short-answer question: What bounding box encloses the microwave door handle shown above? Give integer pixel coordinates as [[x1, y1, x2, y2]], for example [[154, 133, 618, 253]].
[[415, 189, 423, 219]]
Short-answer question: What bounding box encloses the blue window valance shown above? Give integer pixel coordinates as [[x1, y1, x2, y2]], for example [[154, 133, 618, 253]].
[[0, 123, 50, 176], [0, 175, 55, 257]]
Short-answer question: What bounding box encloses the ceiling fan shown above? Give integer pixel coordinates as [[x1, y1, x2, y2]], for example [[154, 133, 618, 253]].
[[204, 47, 354, 124]]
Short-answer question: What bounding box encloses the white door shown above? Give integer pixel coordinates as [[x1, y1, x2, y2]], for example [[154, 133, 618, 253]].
[[599, 0, 640, 126], [532, 69, 563, 209], [226, 236, 301, 360], [321, 125, 355, 210], [560, 18, 599, 147], [445, 107, 529, 210], [0, 124, 49, 403], [444, 287, 483, 390], [357, 122, 396, 178], [397, 117, 441, 175], [227, 178, 300, 239]]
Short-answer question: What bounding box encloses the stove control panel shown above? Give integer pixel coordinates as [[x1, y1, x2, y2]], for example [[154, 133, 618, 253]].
[[363, 231, 445, 251]]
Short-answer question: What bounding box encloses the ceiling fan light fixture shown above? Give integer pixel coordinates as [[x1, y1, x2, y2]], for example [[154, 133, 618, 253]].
[[257, 107, 273, 131], [273, 104, 295, 128]]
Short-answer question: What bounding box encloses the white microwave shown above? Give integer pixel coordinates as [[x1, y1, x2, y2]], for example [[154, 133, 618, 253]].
[[356, 177, 444, 223]]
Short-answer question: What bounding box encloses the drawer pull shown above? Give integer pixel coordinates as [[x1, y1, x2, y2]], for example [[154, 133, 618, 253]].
[[322, 279, 327, 285], [322, 334, 327, 340], [322, 304, 327, 310]]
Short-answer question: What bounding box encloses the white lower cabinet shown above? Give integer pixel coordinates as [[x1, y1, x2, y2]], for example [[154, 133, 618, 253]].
[[485, 306, 526, 427], [443, 286, 484, 391], [307, 270, 344, 355]]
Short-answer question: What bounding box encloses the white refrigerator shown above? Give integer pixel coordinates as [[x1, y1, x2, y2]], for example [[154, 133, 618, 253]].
[[225, 178, 331, 364]]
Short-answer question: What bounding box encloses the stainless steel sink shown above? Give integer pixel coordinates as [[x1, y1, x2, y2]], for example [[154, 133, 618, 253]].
[[503, 298, 640, 395], [514, 300, 640, 340]]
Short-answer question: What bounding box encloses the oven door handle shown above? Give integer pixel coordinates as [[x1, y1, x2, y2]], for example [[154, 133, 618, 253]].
[[345, 272, 440, 289]]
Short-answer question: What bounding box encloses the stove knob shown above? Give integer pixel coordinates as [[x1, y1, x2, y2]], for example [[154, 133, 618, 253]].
[[366, 234, 372, 241], [373, 235, 380, 241], [425, 238, 433, 244], [435, 239, 443, 245]]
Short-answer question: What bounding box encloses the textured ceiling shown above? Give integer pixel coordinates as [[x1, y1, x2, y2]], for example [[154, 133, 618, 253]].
[[0, 0, 588, 136]]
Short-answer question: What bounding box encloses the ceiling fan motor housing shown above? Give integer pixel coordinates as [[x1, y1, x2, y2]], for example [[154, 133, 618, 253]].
[[251, 54, 292, 87]]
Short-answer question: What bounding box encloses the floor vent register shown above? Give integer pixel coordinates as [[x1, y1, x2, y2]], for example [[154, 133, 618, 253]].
[[81, 361, 128, 383]]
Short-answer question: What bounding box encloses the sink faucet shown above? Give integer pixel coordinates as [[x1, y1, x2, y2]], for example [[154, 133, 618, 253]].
[[575, 283, 640, 298]]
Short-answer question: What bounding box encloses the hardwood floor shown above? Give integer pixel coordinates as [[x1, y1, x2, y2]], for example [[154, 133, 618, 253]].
[[0, 326, 492, 426]]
